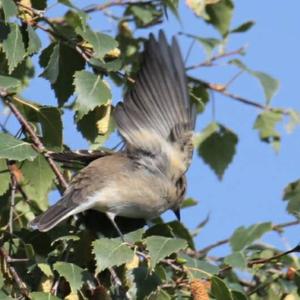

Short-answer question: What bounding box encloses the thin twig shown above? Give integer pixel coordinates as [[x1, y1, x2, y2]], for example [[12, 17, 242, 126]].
[[225, 70, 244, 89], [197, 239, 229, 256], [186, 47, 245, 70], [83, 0, 154, 14], [184, 39, 196, 64], [190, 77, 290, 115], [0, 248, 30, 298], [109, 267, 129, 299], [162, 258, 184, 272], [8, 176, 17, 236], [196, 219, 300, 256]]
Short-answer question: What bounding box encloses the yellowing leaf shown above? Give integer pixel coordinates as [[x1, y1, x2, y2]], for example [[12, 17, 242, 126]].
[[186, 0, 220, 19], [126, 254, 140, 270], [19, 0, 35, 24], [96, 102, 111, 135], [105, 48, 121, 59], [39, 276, 53, 293], [74, 70, 112, 120], [65, 293, 80, 300]]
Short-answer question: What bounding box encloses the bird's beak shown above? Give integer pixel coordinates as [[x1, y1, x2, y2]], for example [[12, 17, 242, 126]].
[[173, 209, 181, 221]]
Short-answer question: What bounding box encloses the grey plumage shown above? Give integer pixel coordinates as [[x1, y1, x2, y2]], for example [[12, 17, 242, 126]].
[[30, 31, 196, 233]]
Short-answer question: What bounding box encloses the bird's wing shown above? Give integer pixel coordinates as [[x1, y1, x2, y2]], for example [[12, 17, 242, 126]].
[[48, 149, 114, 168], [114, 31, 196, 180]]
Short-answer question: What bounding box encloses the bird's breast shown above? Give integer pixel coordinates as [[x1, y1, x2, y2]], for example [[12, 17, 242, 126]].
[[87, 170, 176, 219]]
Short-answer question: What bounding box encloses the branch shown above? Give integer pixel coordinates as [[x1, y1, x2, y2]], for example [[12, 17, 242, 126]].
[[186, 47, 245, 70], [83, 0, 154, 14], [8, 175, 17, 236], [190, 77, 290, 115], [4, 98, 68, 191], [196, 219, 300, 256], [0, 248, 30, 298], [196, 239, 229, 257]]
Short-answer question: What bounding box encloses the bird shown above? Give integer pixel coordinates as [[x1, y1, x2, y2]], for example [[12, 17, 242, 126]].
[[30, 31, 197, 237]]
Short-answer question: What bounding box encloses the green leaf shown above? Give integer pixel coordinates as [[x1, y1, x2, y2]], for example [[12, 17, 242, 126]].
[[0, 266, 4, 288], [112, 228, 145, 245], [127, 266, 161, 300], [186, 0, 220, 19], [21, 154, 56, 210], [76, 105, 115, 144], [252, 71, 279, 102], [89, 57, 123, 72], [167, 221, 195, 249], [0, 50, 34, 92], [58, 0, 88, 29], [0, 0, 17, 22], [74, 70, 112, 119], [230, 21, 255, 34], [254, 110, 282, 151], [285, 109, 300, 133], [39, 43, 85, 105], [145, 236, 187, 269], [197, 122, 238, 179], [0, 291, 14, 300], [37, 263, 54, 277], [231, 291, 248, 300], [224, 252, 247, 269], [76, 28, 118, 59], [230, 222, 273, 251], [195, 37, 221, 58], [27, 25, 42, 55], [0, 75, 21, 93], [30, 292, 61, 300], [181, 198, 198, 209], [40, 44, 60, 84], [0, 132, 37, 161], [31, 0, 47, 10], [206, 0, 234, 37], [53, 262, 84, 293], [14, 99, 63, 150], [148, 288, 172, 300], [2, 23, 26, 73], [230, 59, 279, 102], [0, 159, 10, 196], [184, 33, 221, 58], [194, 122, 219, 146], [38, 107, 63, 150], [190, 81, 210, 113], [211, 276, 233, 300], [92, 238, 134, 273], [283, 179, 300, 216], [184, 255, 219, 279], [163, 0, 180, 21], [130, 5, 155, 25]]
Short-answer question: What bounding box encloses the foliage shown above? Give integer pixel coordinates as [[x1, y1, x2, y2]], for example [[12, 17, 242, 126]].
[[0, 0, 299, 299]]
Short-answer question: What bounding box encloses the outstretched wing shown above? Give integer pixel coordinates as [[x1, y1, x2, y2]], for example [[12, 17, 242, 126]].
[[114, 31, 196, 180]]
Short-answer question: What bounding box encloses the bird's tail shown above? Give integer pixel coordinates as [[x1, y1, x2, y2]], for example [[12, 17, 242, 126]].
[[29, 201, 76, 232]]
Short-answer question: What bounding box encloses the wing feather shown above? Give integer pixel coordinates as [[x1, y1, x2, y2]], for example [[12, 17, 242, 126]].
[[114, 31, 196, 179]]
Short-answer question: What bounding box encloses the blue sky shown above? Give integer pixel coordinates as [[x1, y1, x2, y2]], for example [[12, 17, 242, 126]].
[[2, 1, 300, 254]]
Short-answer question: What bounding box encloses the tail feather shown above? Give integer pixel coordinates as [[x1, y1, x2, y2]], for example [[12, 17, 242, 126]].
[[29, 202, 76, 232]]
